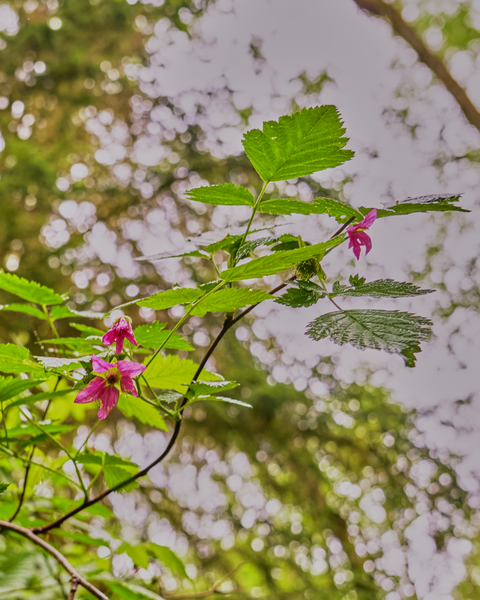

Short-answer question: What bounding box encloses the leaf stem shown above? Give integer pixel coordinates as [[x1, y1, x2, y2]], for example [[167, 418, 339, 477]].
[[236, 181, 268, 258]]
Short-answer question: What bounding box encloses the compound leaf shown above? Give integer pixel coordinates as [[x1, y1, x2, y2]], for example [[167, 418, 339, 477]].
[[306, 309, 432, 367], [185, 183, 255, 206], [242, 105, 353, 183]]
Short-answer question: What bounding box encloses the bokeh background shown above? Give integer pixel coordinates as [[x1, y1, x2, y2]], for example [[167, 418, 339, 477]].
[[1, 0, 480, 598]]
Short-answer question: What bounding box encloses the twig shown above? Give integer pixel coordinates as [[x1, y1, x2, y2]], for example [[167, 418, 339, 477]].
[[33, 220, 351, 535], [68, 576, 79, 600], [353, 0, 480, 132], [164, 564, 244, 599], [0, 520, 108, 600]]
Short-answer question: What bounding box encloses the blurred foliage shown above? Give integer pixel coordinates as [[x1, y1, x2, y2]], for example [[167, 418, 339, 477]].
[[0, 1, 479, 599]]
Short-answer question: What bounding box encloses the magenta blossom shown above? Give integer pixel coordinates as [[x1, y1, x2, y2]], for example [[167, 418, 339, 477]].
[[102, 316, 137, 355], [347, 209, 377, 260], [74, 355, 146, 419]]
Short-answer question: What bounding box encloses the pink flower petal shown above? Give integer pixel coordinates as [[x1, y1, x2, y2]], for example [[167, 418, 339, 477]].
[[92, 354, 111, 373], [117, 360, 146, 378], [361, 208, 377, 229], [124, 330, 138, 347], [115, 337, 124, 355], [102, 330, 115, 346], [74, 377, 106, 404], [97, 385, 119, 420], [120, 374, 138, 396], [355, 231, 373, 255]]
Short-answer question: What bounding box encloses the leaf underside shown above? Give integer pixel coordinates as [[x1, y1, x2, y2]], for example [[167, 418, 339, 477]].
[[257, 197, 362, 223], [306, 309, 432, 367], [333, 279, 435, 298], [190, 288, 274, 316]]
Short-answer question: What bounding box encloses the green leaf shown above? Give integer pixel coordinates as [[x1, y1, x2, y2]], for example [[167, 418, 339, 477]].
[[242, 105, 354, 183], [136, 249, 209, 262], [258, 198, 362, 223], [221, 238, 343, 281], [0, 344, 44, 374], [149, 543, 188, 578], [306, 309, 432, 367], [118, 544, 150, 569], [360, 194, 468, 218], [50, 306, 106, 319], [40, 337, 102, 348], [0, 482, 10, 494], [276, 281, 325, 308], [104, 465, 139, 492], [0, 423, 74, 442], [195, 395, 252, 408], [144, 354, 221, 393], [0, 377, 46, 402], [0, 272, 65, 305], [7, 388, 73, 408], [332, 278, 435, 298], [34, 354, 97, 372], [104, 581, 165, 600], [185, 183, 255, 206], [155, 390, 183, 404], [235, 237, 272, 261], [0, 303, 48, 320], [134, 322, 193, 351], [138, 287, 203, 311], [190, 288, 274, 316], [117, 393, 168, 431], [188, 380, 239, 397], [54, 530, 108, 548], [69, 323, 106, 337]]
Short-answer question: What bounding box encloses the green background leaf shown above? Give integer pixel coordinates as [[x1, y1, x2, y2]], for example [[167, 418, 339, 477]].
[[185, 183, 255, 206], [0, 272, 64, 305], [190, 288, 274, 316]]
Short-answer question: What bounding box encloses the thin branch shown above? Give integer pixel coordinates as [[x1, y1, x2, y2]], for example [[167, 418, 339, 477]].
[[68, 576, 79, 600], [0, 520, 108, 600], [353, 0, 480, 132], [33, 220, 351, 535], [164, 564, 244, 600]]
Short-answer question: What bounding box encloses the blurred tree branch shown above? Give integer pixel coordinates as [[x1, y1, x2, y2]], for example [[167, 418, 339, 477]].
[[353, 0, 480, 132]]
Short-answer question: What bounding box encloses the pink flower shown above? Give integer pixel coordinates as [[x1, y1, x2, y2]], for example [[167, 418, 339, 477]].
[[74, 354, 146, 419], [102, 316, 137, 355], [347, 209, 377, 260]]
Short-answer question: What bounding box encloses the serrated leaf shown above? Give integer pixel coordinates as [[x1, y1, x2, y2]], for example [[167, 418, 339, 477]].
[[361, 193, 468, 218], [134, 322, 193, 351], [0, 423, 74, 441], [156, 390, 183, 404], [34, 355, 94, 372], [185, 183, 255, 206], [221, 237, 343, 281], [138, 287, 203, 310], [276, 281, 324, 308], [117, 394, 169, 431], [0, 303, 47, 320], [69, 323, 106, 337], [149, 543, 188, 578], [306, 309, 432, 367], [0, 272, 64, 305], [0, 344, 44, 374], [235, 237, 272, 261], [144, 354, 221, 393], [190, 288, 274, 316], [0, 377, 46, 402], [50, 306, 106, 319], [195, 395, 252, 408], [0, 482, 9, 494], [243, 105, 354, 183], [40, 337, 102, 348], [104, 465, 139, 492], [188, 380, 239, 397], [332, 279, 435, 298], [258, 197, 362, 223], [136, 249, 209, 262]]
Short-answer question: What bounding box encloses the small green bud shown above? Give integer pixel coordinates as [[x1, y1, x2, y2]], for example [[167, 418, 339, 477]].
[[295, 258, 319, 281]]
